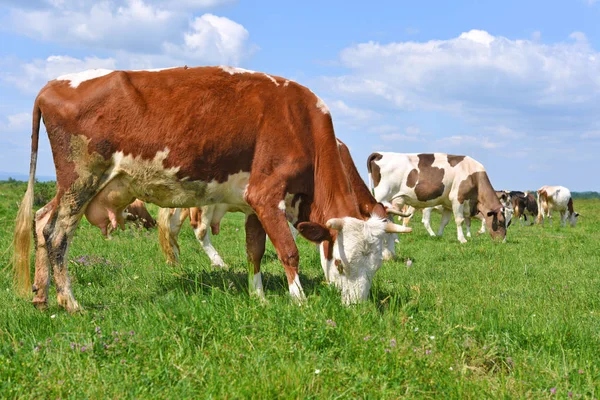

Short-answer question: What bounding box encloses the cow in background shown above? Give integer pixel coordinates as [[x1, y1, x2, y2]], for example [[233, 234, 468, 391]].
[[368, 152, 507, 243], [536, 186, 579, 227], [505, 191, 537, 226]]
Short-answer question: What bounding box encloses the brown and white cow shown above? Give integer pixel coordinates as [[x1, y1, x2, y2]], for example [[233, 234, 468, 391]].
[[368, 153, 507, 244], [158, 139, 411, 277], [503, 191, 537, 226], [12, 66, 408, 311], [536, 186, 579, 227]]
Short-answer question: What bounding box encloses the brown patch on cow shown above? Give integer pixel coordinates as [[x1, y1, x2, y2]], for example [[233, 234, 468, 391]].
[[336, 141, 380, 218], [413, 154, 445, 201], [406, 169, 418, 188], [367, 153, 383, 188], [447, 155, 465, 167], [457, 171, 483, 203], [567, 197, 574, 214]]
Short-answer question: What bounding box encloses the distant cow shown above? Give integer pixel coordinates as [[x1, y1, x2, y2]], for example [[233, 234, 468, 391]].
[[124, 199, 156, 229], [13, 66, 409, 312], [368, 153, 507, 244], [504, 191, 537, 226], [536, 186, 579, 227]]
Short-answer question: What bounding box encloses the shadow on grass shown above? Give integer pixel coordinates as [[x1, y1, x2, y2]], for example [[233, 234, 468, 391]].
[[158, 266, 324, 299]]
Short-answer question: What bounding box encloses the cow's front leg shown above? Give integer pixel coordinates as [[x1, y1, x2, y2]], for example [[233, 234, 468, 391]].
[[382, 233, 396, 261], [452, 204, 467, 243], [437, 208, 452, 237], [560, 211, 568, 227], [246, 189, 305, 303], [421, 208, 436, 236], [245, 214, 266, 298], [465, 216, 472, 238]]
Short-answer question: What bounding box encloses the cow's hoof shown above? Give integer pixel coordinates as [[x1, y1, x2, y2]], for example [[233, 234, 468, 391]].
[[459, 238, 468, 244], [57, 294, 83, 313], [32, 299, 48, 311]]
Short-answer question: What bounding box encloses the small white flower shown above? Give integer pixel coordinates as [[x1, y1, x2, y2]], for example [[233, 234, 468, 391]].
[[50, 314, 56, 319], [414, 327, 419, 332], [315, 369, 321, 375], [449, 367, 453, 371], [88, 282, 91, 286], [406, 259, 413, 267], [430, 336, 435, 340]]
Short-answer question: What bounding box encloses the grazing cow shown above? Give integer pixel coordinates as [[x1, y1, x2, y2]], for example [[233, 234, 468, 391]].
[[504, 191, 537, 226], [368, 152, 507, 244], [158, 139, 412, 270], [536, 186, 579, 227], [124, 199, 156, 229], [13, 66, 408, 311]]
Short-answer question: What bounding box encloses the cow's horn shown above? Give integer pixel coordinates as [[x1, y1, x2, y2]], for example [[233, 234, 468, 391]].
[[384, 222, 412, 234], [326, 218, 345, 231], [385, 207, 413, 218]]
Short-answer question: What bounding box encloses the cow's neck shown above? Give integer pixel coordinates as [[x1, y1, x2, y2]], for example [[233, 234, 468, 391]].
[[476, 172, 502, 214], [310, 137, 362, 224]]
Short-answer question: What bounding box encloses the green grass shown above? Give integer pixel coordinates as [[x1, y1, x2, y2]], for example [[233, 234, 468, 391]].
[[1, 181, 599, 399]]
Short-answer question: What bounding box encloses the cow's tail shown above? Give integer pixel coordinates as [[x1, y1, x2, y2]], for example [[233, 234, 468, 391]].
[[12, 102, 41, 296]]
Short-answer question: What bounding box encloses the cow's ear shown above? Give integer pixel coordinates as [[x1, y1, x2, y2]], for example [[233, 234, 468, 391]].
[[372, 203, 387, 219], [297, 222, 332, 243]]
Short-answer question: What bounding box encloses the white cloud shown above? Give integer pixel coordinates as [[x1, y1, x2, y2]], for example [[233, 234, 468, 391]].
[[581, 131, 600, 139], [164, 13, 253, 65], [380, 133, 421, 142], [328, 100, 380, 121], [3, 1, 253, 66], [322, 29, 600, 143], [331, 30, 600, 111], [3, 55, 117, 93], [436, 135, 503, 149], [7, 113, 30, 130]]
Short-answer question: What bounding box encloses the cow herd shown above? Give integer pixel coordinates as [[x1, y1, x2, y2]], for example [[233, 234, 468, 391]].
[[11, 66, 580, 312]]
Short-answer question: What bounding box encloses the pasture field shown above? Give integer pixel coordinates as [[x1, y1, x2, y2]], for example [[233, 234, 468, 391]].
[[1, 180, 599, 399]]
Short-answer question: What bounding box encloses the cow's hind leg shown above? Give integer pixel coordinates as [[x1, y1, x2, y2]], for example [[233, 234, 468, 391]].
[[42, 187, 101, 312], [421, 208, 436, 236], [31, 200, 57, 309], [245, 214, 266, 298], [437, 208, 452, 238]]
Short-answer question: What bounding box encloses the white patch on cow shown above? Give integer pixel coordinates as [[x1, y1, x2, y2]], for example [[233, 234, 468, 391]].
[[288, 274, 305, 302], [219, 66, 256, 75], [94, 146, 252, 211], [135, 67, 179, 73], [278, 200, 286, 211], [283, 80, 290, 87], [220, 66, 279, 86], [263, 74, 279, 86], [56, 69, 113, 88], [316, 96, 330, 114], [280, 193, 301, 224], [195, 224, 227, 267]]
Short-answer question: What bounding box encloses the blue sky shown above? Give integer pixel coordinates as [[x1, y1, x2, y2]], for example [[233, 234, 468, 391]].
[[1, 0, 599, 190]]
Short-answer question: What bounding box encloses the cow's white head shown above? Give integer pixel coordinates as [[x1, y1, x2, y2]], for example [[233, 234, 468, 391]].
[[298, 216, 410, 304], [569, 212, 580, 227]]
